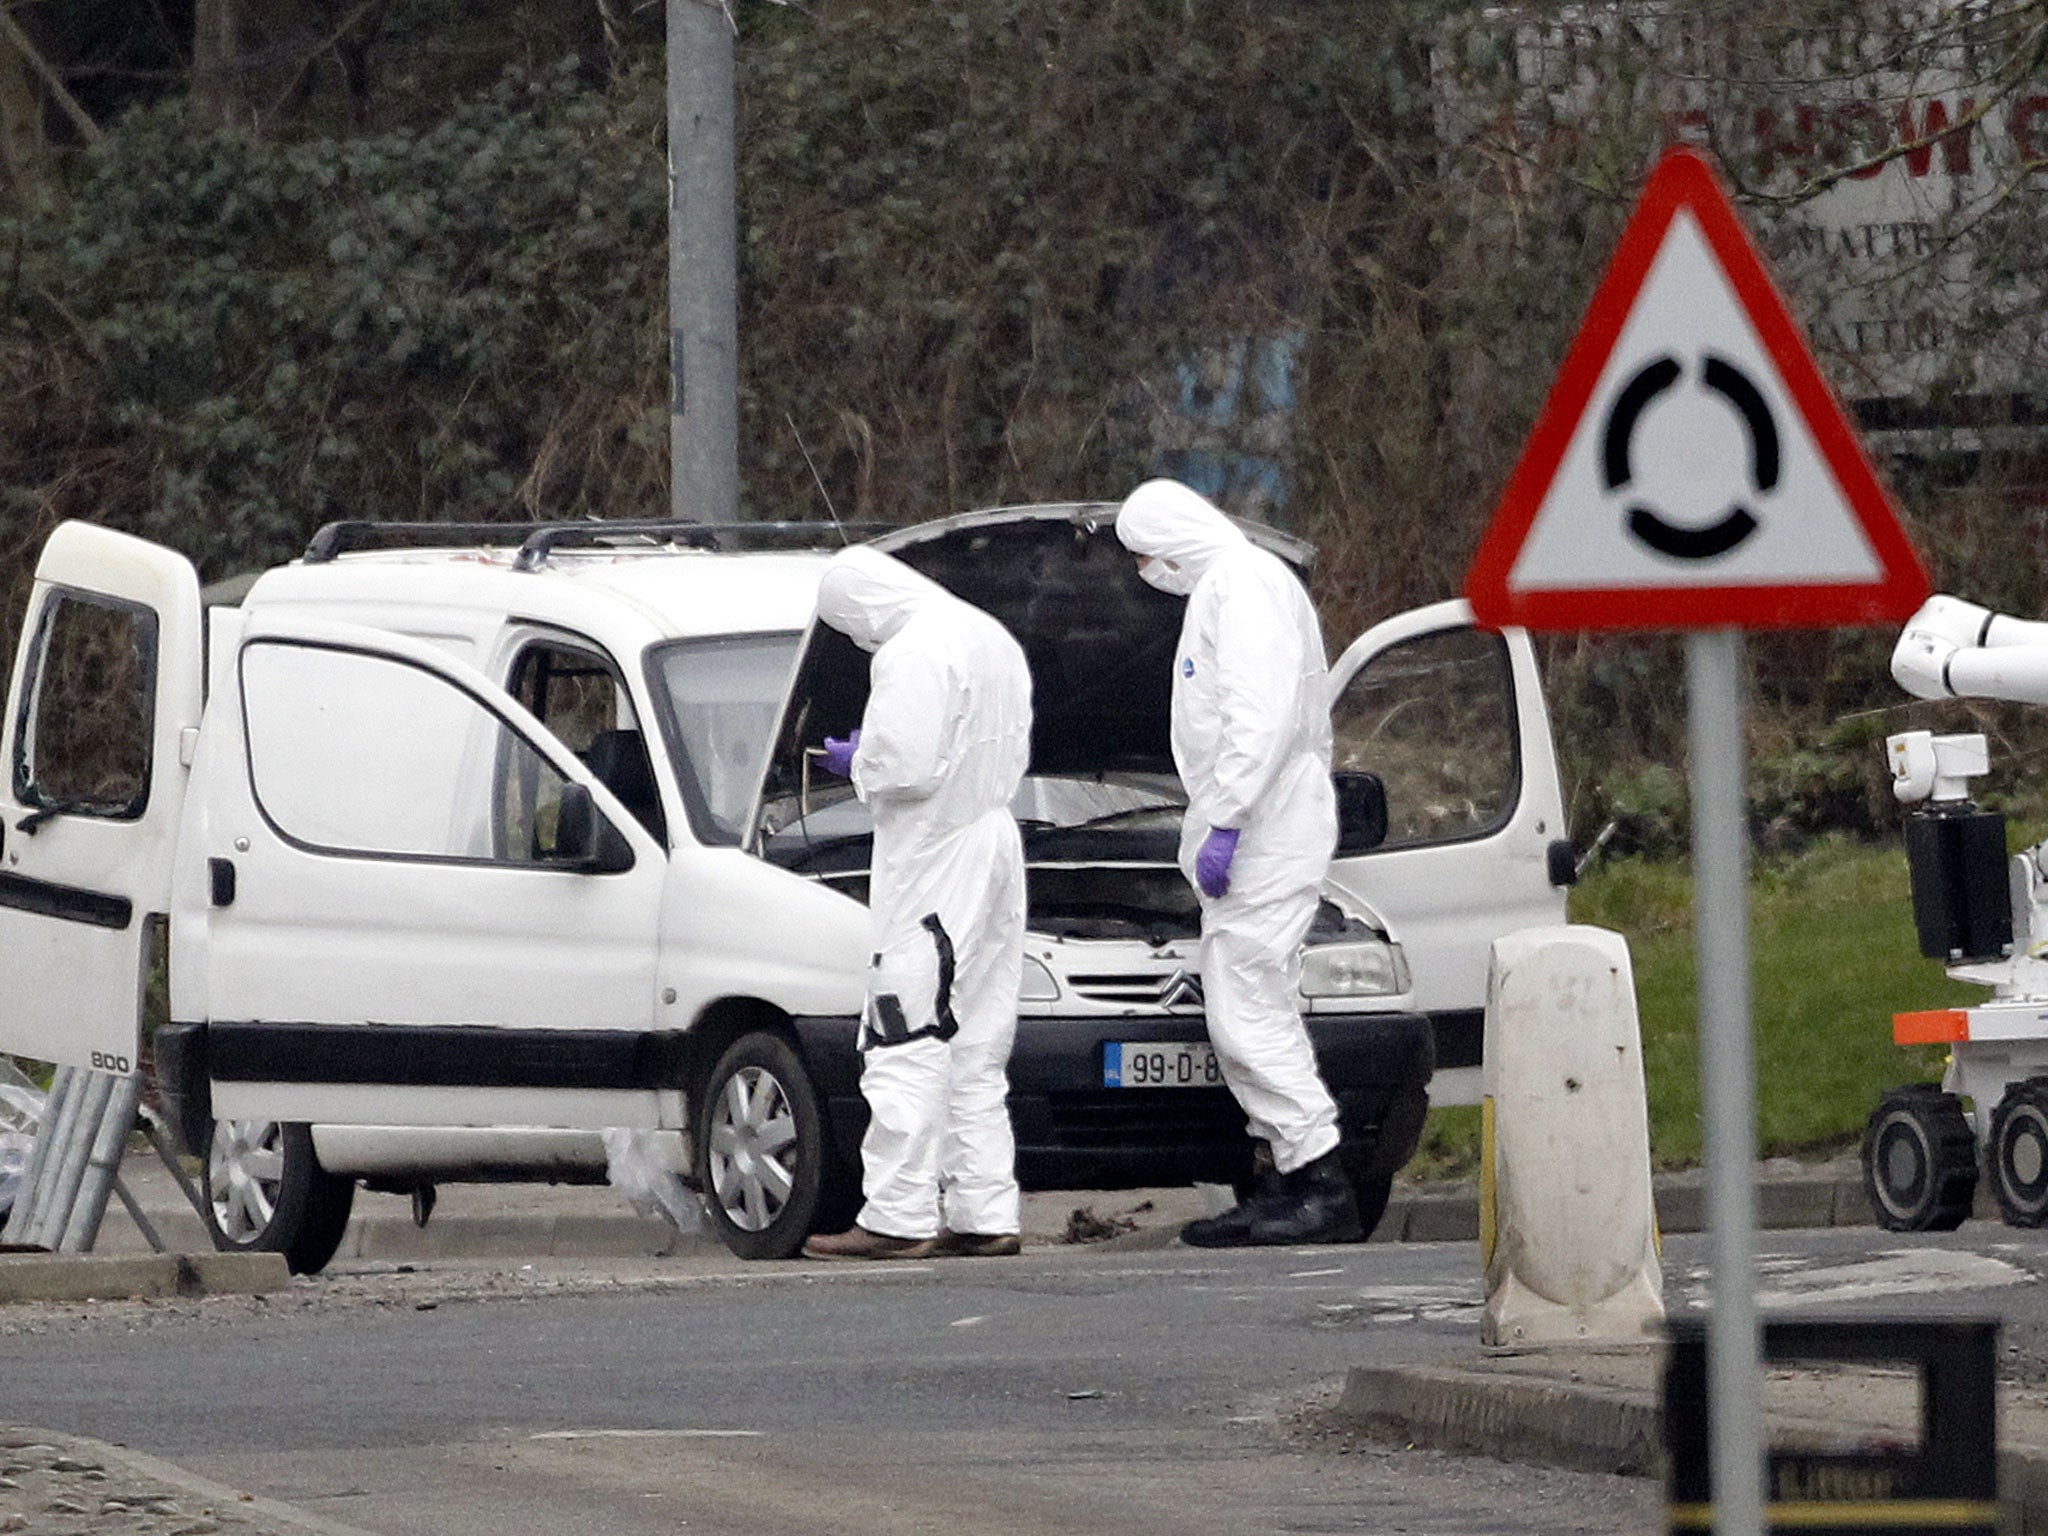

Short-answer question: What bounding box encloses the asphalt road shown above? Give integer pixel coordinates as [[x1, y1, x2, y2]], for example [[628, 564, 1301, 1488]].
[[6, 1225, 2046, 1536], [0, 1238, 1652, 1536]]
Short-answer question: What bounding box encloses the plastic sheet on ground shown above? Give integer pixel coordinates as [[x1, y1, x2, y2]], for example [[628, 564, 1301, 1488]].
[[0, 1058, 45, 1221], [601, 1127, 703, 1234]]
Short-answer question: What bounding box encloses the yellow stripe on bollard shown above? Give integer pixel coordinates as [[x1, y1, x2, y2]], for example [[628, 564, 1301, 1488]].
[[1478, 1093, 1496, 1271]]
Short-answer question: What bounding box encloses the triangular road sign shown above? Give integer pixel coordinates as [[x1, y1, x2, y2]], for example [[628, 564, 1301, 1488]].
[[1464, 145, 1929, 632]]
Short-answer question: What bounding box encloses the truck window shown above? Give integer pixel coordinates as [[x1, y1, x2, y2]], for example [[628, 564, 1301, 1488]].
[[11, 591, 154, 820], [239, 639, 599, 865], [1330, 626, 1519, 849]]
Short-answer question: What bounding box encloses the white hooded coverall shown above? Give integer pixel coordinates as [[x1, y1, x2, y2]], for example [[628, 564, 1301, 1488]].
[[1115, 480, 1342, 1176], [814, 547, 1033, 1239]]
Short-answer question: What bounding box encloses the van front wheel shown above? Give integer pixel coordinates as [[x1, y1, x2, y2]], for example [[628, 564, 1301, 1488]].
[[202, 1119, 355, 1275], [697, 1031, 840, 1260]]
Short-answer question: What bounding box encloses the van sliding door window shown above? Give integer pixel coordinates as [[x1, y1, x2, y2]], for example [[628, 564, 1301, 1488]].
[[239, 640, 588, 864], [1330, 627, 1519, 850], [11, 590, 156, 820]]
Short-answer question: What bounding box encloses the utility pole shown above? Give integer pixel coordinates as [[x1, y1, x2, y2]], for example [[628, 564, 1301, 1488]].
[[666, 0, 740, 524]]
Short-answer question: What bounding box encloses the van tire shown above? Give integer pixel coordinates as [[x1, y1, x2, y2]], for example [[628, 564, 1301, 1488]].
[[813, 1144, 865, 1236], [697, 1031, 839, 1260], [1343, 1161, 1397, 1245], [202, 1119, 356, 1275], [1339, 1078, 1430, 1241]]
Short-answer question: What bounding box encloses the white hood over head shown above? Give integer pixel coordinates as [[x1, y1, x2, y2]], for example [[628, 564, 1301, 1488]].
[[815, 545, 953, 652], [1113, 479, 1250, 595]]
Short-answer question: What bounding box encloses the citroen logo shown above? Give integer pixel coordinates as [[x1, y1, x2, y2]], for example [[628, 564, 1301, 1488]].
[[1158, 969, 1204, 1009]]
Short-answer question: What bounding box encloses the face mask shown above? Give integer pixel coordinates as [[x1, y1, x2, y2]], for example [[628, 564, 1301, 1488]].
[[1138, 557, 1193, 596]]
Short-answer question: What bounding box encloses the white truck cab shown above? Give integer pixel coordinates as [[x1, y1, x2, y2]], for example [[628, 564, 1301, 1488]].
[[0, 509, 1569, 1268]]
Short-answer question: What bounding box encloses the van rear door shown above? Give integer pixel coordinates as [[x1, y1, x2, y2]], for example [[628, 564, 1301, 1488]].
[[1322, 599, 1571, 1103], [0, 523, 202, 1073]]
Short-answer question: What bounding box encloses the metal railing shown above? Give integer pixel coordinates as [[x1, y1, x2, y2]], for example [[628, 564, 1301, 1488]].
[[1, 1066, 207, 1253]]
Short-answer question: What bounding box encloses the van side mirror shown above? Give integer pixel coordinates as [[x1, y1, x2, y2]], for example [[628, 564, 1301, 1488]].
[[1332, 771, 1388, 857], [554, 782, 637, 874]]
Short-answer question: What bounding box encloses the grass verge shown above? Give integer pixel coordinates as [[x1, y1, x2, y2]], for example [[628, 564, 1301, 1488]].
[[1400, 833, 1984, 1182]]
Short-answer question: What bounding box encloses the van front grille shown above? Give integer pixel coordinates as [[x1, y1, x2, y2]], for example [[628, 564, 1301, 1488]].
[[1065, 971, 1205, 1010], [1067, 974, 1169, 1004]]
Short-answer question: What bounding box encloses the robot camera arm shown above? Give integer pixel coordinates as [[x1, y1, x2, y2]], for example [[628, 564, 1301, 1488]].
[[1893, 595, 2048, 707]]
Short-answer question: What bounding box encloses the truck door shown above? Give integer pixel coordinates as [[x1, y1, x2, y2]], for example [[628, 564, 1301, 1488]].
[[0, 524, 202, 1074], [199, 614, 670, 1132], [1323, 599, 1571, 1104]]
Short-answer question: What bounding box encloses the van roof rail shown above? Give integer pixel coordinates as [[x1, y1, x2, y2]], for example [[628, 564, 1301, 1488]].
[[302, 518, 889, 568], [508, 519, 890, 571]]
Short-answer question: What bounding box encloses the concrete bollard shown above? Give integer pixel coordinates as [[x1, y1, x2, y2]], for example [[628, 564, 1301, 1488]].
[[1480, 924, 1664, 1348]]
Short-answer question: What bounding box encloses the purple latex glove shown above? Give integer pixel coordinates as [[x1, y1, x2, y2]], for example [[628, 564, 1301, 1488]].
[[1195, 826, 1240, 898], [819, 730, 861, 778]]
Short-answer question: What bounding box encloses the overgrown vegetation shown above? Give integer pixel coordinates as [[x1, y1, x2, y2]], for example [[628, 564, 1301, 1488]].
[[0, 64, 670, 587], [1405, 834, 1991, 1180], [7, 1, 2048, 845]]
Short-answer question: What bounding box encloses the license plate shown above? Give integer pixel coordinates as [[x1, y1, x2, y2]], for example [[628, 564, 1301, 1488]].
[[1104, 1041, 1224, 1089]]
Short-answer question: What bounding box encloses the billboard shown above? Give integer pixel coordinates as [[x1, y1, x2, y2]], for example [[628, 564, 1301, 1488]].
[[1433, 3, 2048, 432]]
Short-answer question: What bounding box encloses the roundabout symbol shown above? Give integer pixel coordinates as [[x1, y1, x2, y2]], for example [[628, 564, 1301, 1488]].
[[1604, 351, 1778, 563]]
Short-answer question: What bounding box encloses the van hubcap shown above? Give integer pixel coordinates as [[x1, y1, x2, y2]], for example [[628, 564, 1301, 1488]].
[[209, 1119, 285, 1241], [707, 1068, 798, 1232]]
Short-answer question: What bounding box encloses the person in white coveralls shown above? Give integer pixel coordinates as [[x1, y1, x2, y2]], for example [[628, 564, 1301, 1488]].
[[802, 546, 1035, 1261], [1114, 479, 1361, 1247]]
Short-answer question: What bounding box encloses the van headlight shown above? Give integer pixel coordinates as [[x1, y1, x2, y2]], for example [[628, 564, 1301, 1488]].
[[1299, 939, 1409, 998], [1019, 956, 1061, 1002]]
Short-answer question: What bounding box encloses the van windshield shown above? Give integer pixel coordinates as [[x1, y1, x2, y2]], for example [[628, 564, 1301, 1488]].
[[647, 632, 803, 845]]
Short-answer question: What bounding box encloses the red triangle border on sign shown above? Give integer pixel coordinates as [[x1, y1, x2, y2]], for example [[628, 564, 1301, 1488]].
[[1463, 145, 1929, 633]]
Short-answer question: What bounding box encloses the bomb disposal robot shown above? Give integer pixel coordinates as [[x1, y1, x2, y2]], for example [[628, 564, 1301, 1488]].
[[1866, 595, 2048, 1230]]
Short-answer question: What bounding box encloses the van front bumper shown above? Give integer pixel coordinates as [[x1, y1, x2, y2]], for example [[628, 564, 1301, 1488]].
[[791, 1010, 1434, 1191]]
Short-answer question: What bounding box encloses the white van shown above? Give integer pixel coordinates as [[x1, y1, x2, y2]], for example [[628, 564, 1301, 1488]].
[[0, 507, 1570, 1268]]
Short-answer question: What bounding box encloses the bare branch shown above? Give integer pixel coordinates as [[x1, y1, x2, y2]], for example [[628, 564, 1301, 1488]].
[[0, 4, 101, 144], [1742, 13, 2048, 206]]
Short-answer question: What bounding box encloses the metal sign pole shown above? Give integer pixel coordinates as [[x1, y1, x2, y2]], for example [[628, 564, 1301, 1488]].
[[1687, 628, 1763, 1536], [1462, 146, 1930, 1530]]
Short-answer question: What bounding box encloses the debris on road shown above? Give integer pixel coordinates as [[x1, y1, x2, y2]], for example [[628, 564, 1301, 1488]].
[[1062, 1204, 1142, 1243]]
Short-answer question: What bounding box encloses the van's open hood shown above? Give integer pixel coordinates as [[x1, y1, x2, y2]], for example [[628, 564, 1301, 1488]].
[[756, 504, 1313, 823]]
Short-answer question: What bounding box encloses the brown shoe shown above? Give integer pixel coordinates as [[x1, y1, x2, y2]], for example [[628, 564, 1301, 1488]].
[[801, 1225, 939, 1261], [933, 1230, 1023, 1258]]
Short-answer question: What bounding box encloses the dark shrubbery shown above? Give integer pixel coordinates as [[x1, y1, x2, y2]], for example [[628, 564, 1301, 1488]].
[[0, 62, 668, 610], [5, 2, 2048, 848]]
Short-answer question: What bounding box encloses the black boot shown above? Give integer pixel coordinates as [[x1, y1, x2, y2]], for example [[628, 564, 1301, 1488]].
[[1241, 1151, 1362, 1245], [1181, 1144, 1287, 1248]]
